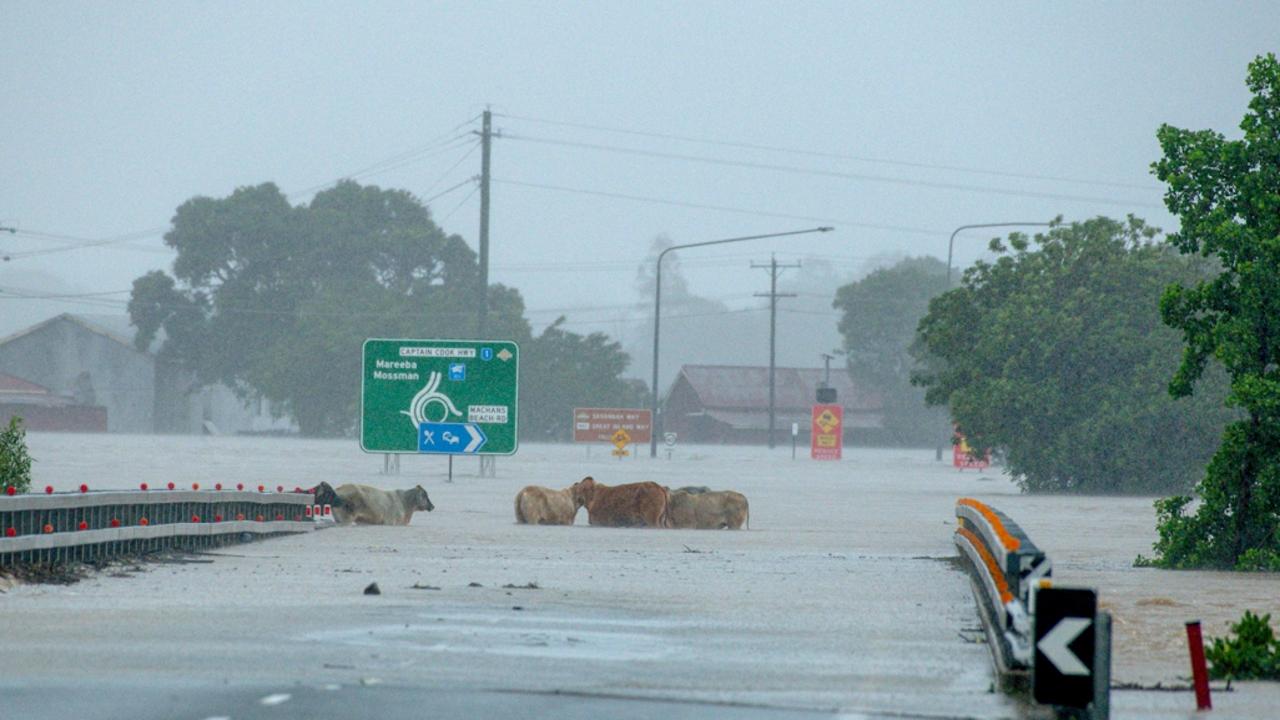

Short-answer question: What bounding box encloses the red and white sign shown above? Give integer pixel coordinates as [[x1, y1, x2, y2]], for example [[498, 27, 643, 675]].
[[573, 408, 652, 444], [810, 404, 843, 461], [953, 432, 991, 470]]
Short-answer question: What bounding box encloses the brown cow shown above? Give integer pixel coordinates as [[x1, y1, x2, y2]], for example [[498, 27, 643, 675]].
[[514, 485, 579, 525], [668, 489, 749, 529], [333, 484, 434, 525], [570, 476, 670, 528]]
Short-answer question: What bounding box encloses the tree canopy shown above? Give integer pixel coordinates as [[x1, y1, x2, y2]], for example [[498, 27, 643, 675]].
[[1142, 54, 1280, 570], [129, 180, 530, 436], [833, 256, 948, 446], [912, 216, 1234, 494]]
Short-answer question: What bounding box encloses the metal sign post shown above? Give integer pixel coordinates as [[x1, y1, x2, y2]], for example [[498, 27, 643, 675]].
[[361, 339, 519, 462]]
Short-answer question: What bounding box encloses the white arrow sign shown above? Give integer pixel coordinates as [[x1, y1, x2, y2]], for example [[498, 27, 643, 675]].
[[463, 424, 486, 453], [1038, 617, 1092, 676]]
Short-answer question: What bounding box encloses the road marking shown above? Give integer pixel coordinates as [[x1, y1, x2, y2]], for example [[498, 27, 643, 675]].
[[259, 693, 292, 706], [1038, 617, 1091, 676]]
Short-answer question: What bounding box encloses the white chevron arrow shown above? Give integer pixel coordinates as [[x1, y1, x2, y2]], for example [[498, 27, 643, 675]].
[[463, 424, 486, 453], [1038, 617, 1092, 676]]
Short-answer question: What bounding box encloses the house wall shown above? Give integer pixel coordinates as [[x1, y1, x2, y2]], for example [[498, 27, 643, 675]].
[[0, 320, 154, 433]]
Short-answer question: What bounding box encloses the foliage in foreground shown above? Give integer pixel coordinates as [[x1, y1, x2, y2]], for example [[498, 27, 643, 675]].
[[0, 416, 33, 494], [912, 216, 1232, 494], [1142, 54, 1280, 569], [1206, 611, 1280, 681]]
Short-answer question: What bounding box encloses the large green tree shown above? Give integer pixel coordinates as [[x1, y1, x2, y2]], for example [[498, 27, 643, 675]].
[[1143, 54, 1280, 569], [833, 256, 948, 446], [912, 217, 1234, 494], [520, 317, 648, 441], [129, 180, 530, 436]]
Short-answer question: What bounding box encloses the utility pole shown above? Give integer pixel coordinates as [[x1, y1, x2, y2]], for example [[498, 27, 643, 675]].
[[752, 254, 800, 449], [476, 109, 493, 339]]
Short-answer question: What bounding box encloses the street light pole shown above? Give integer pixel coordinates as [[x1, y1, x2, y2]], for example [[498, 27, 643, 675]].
[[946, 222, 1054, 287], [649, 227, 834, 458], [937, 221, 1055, 461]]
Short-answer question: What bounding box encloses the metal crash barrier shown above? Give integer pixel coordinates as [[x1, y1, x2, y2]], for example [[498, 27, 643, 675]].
[[954, 498, 1111, 719], [0, 487, 320, 567]]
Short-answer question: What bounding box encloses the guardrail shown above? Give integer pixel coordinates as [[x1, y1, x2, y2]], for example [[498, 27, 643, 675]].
[[1, 486, 322, 567], [953, 498, 1052, 679]]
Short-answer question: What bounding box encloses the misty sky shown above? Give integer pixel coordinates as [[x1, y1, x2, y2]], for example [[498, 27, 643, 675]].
[[3, 2, 1277, 346]]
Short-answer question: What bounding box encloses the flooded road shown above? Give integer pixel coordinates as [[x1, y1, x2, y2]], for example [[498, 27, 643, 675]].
[[3, 434, 1278, 718]]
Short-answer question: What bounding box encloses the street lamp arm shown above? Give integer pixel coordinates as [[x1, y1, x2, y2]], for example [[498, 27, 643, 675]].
[[649, 226, 833, 457], [946, 221, 1055, 287]]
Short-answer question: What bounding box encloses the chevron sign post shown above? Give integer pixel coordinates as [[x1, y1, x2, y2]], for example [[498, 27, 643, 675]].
[[1033, 586, 1096, 709]]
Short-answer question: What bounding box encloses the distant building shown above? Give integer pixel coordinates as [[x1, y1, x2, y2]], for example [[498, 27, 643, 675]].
[[661, 364, 883, 445], [0, 314, 293, 435], [0, 371, 107, 432]]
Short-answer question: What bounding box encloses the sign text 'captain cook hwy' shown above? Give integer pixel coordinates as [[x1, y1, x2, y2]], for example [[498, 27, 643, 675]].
[[360, 339, 519, 455]]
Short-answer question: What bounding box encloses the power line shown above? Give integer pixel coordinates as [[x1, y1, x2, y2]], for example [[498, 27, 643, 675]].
[[492, 177, 947, 237], [495, 111, 1161, 191], [502, 133, 1163, 209]]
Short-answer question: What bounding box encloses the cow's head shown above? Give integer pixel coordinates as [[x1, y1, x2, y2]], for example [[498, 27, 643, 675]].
[[309, 481, 347, 510], [408, 485, 435, 512], [569, 476, 596, 508]]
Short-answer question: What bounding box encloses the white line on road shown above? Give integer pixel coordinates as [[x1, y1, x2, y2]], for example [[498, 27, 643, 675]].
[[259, 693, 292, 706]]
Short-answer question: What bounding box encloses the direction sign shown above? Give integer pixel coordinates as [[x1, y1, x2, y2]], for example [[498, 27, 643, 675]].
[[361, 339, 518, 455], [1034, 586, 1096, 708], [418, 422, 487, 454], [572, 408, 652, 444]]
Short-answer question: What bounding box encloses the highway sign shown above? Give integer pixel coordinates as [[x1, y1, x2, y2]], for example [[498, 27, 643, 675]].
[[361, 338, 518, 455], [418, 422, 487, 454], [573, 408, 652, 443], [810, 404, 843, 460], [663, 432, 678, 448], [1034, 586, 1096, 708]]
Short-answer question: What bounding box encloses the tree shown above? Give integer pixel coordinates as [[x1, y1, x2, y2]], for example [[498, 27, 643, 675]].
[[0, 417, 33, 494], [1142, 54, 1280, 569], [520, 317, 648, 441], [833, 256, 948, 446], [130, 180, 530, 436], [912, 217, 1234, 494]]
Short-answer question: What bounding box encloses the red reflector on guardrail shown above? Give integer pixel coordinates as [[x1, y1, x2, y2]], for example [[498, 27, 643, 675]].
[[45, 486, 53, 494], [214, 514, 223, 523], [257, 485, 265, 493], [237, 483, 244, 491], [236, 513, 245, 521], [110, 518, 120, 528], [79, 484, 88, 493], [167, 482, 175, 490], [139, 518, 149, 526], [255, 514, 264, 522], [276, 485, 284, 493], [192, 483, 200, 491], [5, 527, 15, 537], [275, 514, 284, 521], [191, 515, 200, 523], [77, 521, 87, 530], [43, 523, 54, 533], [140, 483, 148, 491], [215, 483, 222, 491], [5, 486, 14, 496]]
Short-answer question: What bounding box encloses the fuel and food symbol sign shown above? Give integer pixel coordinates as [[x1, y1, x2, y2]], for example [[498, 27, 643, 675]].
[[360, 338, 519, 455]]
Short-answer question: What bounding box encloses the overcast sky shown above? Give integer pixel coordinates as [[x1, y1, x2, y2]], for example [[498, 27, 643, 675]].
[[2, 2, 1276, 341]]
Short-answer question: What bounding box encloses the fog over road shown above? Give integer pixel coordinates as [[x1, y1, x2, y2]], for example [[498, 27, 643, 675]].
[[2, 435, 1277, 718]]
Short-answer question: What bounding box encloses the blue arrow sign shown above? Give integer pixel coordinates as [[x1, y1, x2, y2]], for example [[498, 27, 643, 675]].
[[418, 422, 487, 454]]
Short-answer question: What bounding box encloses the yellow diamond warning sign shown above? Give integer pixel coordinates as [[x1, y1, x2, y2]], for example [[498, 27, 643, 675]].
[[810, 404, 843, 461], [611, 428, 631, 448]]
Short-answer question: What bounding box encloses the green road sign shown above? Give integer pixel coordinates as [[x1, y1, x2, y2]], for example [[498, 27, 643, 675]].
[[360, 338, 519, 455]]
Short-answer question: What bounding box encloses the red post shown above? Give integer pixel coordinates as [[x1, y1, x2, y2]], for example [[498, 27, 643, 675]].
[[1186, 620, 1212, 710]]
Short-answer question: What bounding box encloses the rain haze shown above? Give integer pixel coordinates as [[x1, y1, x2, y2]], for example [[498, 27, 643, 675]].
[[3, 4, 1280, 720], [3, 3, 1276, 356]]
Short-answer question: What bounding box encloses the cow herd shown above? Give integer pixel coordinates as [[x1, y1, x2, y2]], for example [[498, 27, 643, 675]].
[[310, 476, 749, 530], [516, 477, 749, 530]]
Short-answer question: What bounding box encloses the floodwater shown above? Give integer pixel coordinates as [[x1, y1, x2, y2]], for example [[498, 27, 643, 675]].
[[3, 433, 1278, 718]]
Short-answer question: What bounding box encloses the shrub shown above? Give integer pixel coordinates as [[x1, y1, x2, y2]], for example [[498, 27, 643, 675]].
[[0, 416, 33, 494]]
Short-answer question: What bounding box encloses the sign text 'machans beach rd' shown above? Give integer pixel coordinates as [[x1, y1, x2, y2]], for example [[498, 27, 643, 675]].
[[361, 339, 518, 455]]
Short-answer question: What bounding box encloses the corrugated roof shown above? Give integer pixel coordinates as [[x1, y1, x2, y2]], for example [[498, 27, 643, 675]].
[[0, 372, 51, 395], [0, 371, 75, 407], [673, 364, 880, 411], [0, 313, 147, 354]]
